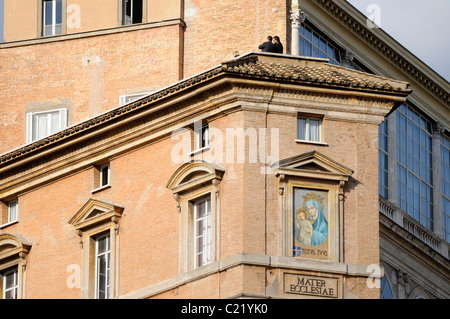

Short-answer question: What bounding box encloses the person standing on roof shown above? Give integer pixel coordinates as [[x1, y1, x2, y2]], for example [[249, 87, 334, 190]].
[[273, 36, 284, 54], [258, 36, 275, 52]]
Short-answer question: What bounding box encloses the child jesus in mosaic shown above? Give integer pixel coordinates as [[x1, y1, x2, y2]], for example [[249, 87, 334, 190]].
[[296, 209, 313, 246]]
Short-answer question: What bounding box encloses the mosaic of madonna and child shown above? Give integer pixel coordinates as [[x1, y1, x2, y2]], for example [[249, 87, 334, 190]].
[[293, 188, 329, 260]]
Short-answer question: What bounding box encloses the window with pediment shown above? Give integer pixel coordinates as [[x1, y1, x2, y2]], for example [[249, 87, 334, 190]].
[[0, 234, 32, 299], [68, 199, 124, 299], [272, 151, 353, 262], [167, 161, 225, 272]]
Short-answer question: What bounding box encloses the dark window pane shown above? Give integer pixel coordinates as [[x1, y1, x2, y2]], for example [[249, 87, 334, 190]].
[[44, 0, 53, 26], [56, 0, 62, 24]]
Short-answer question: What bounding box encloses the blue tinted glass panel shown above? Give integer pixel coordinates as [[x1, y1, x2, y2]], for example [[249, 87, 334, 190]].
[[44, 0, 53, 26], [442, 135, 450, 242], [319, 38, 327, 52], [299, 23, 341, 65], [304, 41, 311, 56], [312, 47, 319, 58], [56, 0, 62, 24], [312, 33, 319, 46], [304, 26, 312, 40], [396, 104, 434, 230], [380, 276, 393, 299], [378, 118, 389, 197]]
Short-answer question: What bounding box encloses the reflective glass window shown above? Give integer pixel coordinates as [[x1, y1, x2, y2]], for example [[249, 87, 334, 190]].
[[441, 134, 450, 241], [379, 119, 388, 198], [380, 276, 393, 299], [396, 104, 433, 230]]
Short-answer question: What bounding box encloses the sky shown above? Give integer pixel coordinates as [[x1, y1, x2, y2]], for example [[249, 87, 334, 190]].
[[346, 0, 450, 83]]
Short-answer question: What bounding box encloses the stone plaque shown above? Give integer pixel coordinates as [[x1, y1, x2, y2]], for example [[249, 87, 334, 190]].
[[284, 273, 338, 298]]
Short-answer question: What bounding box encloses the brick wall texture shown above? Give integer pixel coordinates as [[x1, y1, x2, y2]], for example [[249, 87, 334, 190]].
[[0, 0, 382, 299]]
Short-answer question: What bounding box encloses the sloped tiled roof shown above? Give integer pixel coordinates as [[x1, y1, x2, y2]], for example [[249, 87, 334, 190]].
[[0, 52, 410, 166], [220, 53, 410, 92]]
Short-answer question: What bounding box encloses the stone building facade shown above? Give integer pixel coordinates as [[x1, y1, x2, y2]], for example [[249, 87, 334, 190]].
[[0, 0, 448, 299]]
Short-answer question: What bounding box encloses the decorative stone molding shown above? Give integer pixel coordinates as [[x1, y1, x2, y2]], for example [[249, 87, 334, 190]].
[[0, 234, 32, 299], [433, 122, 445, 138], [68, 199, 124, 299], [290, 9, 307, 28], [379, 197, 450, 264], [342, 49, 354, 68], [311, 0, 450, 106], [272, 151, 353, 263], [290, 8, 307, 56], [167, 161, 225, 273]]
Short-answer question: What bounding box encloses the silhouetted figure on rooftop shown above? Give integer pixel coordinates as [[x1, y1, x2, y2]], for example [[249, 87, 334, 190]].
[[259, 36, 275, 53], [273, 36, 283, 54]]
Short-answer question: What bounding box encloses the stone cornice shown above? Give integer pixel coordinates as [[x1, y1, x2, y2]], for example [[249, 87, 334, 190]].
[[0, 53, 410, 169], [119, 252, 379, 299], [0, 18, 185, 49], [311, 0, 450, 107], [379, 197, 450, 268], [0, 53, 410, 197]]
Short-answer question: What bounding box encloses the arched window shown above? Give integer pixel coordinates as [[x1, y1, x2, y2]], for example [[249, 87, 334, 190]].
[[167, 161, 225, 272], [0, 234, 32, 299]]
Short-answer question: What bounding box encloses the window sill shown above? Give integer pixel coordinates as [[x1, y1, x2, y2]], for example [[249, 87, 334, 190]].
[[91, 184, 111, 194], [189, 146, 210, 156], [0, 220, 18, 230], [295, 139, 328, 146]]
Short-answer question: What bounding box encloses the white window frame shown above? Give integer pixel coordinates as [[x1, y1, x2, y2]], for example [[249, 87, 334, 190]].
[[296, 117, 322, 143], [122, 0, 143, 25], [2, 268, 18, 299], [119, 92, 153, 106], [7, 200, 18, 224], [43, 0, 62, 36], [94, 233, 111, 300], [194, 123, 209, 152], [26, 109, 67, 143], [193, 196, 212, 268], [99, 164, 110, 188]]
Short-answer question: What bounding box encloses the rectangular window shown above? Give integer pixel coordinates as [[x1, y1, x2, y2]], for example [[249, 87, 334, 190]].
[[297, 117, 321, 142], [100, 164, 110, 188], [379, 119, 389, 198], [194, 123, 209, 151], [43, 0, 62, 36], [441, 134, 450, 242], [119, 92, 153, 106], [26, 109, 67, 143], [95, 233, 110, 299], [396, 104, 433, 230], [193, 196, 212, 268], [122, 0, 143, 25], [7, 200, 18, 223], [1, 268, 18, 299]]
